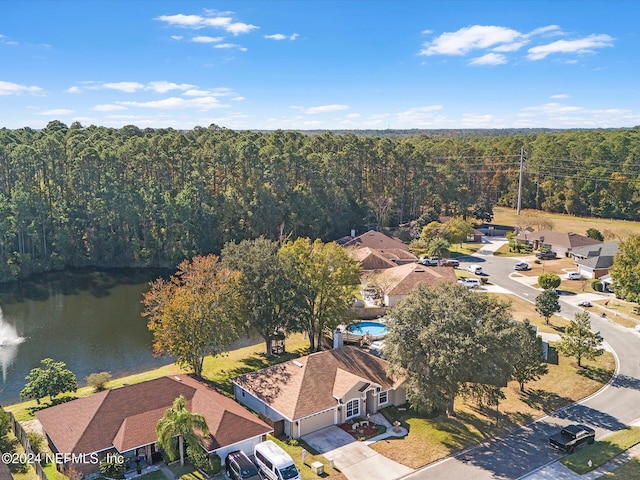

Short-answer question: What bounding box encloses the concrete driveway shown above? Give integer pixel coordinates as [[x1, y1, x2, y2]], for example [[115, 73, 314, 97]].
[[302, 426, 413, 480]]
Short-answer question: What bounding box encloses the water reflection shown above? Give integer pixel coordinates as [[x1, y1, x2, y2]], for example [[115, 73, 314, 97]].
[[0, 268, 173, 404], [0, 307, 24, 382]]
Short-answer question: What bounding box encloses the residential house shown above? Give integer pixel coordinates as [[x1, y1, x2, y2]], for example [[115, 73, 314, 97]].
[[569, 241, 618, 279], [233, 346, 406, 439], [35, 375, 272, 475], [378, 262, 457, 307], [341, 231, 417, 266], [515, 230, 602, 256]]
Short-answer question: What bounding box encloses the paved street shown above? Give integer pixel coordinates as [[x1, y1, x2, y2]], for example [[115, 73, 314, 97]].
[[401, 238, 640, 480]]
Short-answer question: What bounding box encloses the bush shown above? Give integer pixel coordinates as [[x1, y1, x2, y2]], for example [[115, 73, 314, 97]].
[[86, 371, 112, 392], [592, 279, 603, 292], [0, 407, 12, 438], [27, 432, 45, 455], [538, 273, 561, 290], [285, 437, 300, 447], [186, 445, 221, 475], [99, 454, 126, 479]]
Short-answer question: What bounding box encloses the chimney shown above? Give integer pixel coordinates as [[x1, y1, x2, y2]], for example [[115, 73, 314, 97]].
[[333, 328, 344, 349]]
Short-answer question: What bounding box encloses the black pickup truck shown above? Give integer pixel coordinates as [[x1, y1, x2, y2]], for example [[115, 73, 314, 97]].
[[549, 424, 595, 453]]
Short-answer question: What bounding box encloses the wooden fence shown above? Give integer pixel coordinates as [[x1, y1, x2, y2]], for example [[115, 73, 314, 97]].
[[10, 412, 49, 480]]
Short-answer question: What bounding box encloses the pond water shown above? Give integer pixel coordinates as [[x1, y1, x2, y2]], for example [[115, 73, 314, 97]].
[[0, 268, 174, 405]]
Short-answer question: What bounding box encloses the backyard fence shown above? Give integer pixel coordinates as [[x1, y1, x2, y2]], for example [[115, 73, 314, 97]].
[[10, 412, 49, 480]]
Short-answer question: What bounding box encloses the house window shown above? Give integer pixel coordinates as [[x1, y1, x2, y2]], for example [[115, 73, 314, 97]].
[[345, 399, 360, 419], [379, 390, 389, 406]]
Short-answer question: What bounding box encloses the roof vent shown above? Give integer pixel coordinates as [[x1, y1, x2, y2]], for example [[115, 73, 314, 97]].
[[415, 269, 425, 272], [292, 360, 303, 368], [174, 376, 182, 381]]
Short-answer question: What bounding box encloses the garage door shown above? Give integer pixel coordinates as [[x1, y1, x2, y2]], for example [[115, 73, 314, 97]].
[[299, 410, 335, 437]]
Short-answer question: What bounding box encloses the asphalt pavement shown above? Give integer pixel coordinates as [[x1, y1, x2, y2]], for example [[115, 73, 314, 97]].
[[401, 237, 640, 480]]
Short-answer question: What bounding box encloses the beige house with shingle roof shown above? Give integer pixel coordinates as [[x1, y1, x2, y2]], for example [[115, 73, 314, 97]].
[[342, 231, 417, 268], [379, 262, 457, 307], [515, 230, 602, 256], [233, 347, 406, 438], [36, 375, 271, 474]]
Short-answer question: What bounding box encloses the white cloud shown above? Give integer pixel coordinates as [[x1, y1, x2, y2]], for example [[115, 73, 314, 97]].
[[232, 96, 245, 102], [92, 104, 127, 111], [469, 53, 507, 65], [192, 35, 224, 43], [214, 43, 247, 52], [119, 96, 227, 110], [103, 82, 145, 93], [66, 86, 82, 94], [183, 89, 211, 97], [527, 34, 613, 60], [146, 81, 194, 93], [421, 29, 433, 35], [156, 14, 205, 28], [265, 33, 299, 41], [171, 35, 183, 41], [305, 104, 349, 114], [522, 102, 583, 114], [226, 22, 258, 35], [526, 25, 562, 37], [551, 94, 570, 99], [156, 13, 258, 35], [38, 109, 74, 115], [0, 80, 43, 96], [420, 25, 521, 56]]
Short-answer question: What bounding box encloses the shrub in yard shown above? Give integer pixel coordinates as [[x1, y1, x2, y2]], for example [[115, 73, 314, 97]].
[[592, 280, 603, 292], [285, 437, 299, 447], [186, 445, 221, 474], [86, 371, 112, 392], [27, 431, 45, 455], [99, 454, 126, 479]]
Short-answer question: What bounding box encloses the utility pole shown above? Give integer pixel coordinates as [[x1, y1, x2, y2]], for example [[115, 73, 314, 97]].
[[517, 146, 526, 215]]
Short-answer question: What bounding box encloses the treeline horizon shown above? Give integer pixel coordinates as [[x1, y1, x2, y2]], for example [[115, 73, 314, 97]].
[[1, 121, 639, 282]]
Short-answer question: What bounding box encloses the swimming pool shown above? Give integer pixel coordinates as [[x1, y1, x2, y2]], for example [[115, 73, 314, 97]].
[[344, 321, 389, 343]]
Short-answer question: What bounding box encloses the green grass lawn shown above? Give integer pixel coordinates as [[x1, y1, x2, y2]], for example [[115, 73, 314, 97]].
[[167, 461, 208, 480], [597, 456, 640, 479], [562, 427, 640, 474]]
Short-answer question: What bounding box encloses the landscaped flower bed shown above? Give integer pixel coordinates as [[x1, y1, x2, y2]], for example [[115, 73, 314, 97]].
[[338, 418, 386, 441]]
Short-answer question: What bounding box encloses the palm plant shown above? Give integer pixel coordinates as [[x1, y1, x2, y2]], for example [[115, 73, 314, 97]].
[[156, 395, 209, 466]]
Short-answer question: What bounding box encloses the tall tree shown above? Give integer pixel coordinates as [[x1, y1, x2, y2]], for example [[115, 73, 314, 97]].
[[511, 320, 548, 392], [557, 311, 604, 367], [385, 282, 515, 416], [20, 358, 77, 404], [156, 395, 209, 466], [280, 238, 360, 351], [535, 289, 561, 325], [610, 235, 640, 302], [142, 255, 244, 376], [222, 237, 301, 356]]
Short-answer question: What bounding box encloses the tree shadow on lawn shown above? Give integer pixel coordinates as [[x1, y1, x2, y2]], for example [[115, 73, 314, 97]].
[[205, 348, 305, 396], [521, 388, 572, 413], [577, 365, 615, 384]]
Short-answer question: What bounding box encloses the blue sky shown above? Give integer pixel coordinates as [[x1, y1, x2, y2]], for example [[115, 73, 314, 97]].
[[2, 1, 639, 130]]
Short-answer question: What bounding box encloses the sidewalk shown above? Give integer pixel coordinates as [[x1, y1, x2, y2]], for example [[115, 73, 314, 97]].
[[364, 412, 408, 445]]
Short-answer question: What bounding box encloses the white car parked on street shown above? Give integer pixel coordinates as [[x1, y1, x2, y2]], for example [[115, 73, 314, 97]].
[[566, 272, 581, 280]]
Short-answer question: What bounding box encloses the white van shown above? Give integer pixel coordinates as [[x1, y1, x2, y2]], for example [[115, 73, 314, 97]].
[[254, 440, 301, 480], [466, 264, 482, 275]]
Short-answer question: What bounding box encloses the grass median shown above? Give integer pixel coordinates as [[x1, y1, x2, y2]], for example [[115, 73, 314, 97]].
[[562, 427, 640, 475]]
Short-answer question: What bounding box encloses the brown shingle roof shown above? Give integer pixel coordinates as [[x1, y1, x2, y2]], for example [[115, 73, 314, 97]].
[[348, 247, 397, 270], [516, 230, 602, 249], [234, 347, 402, 421], [36, 375, 271, 455], [382, 263, 457, 296], [342, 231, 409, 251]]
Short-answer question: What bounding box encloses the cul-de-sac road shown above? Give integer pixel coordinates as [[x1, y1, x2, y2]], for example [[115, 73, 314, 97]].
[[402, 241, 640, 480]]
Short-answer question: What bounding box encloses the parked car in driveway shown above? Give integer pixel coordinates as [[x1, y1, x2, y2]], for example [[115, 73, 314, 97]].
[[514, 261, 530, 271], [418, 256, 439, 266], [226, 450, 261, 480], [566, 272, 581, 280], [577, 300, 592, 307], [440, 258, 459, 268], [536, 250, 558, 260]]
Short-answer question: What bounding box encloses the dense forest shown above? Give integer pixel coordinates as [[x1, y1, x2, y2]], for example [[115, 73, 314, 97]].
[[0, 121, 639, 282]]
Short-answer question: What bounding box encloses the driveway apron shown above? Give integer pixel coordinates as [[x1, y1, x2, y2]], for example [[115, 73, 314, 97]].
[[302, 426, 413, 480]]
